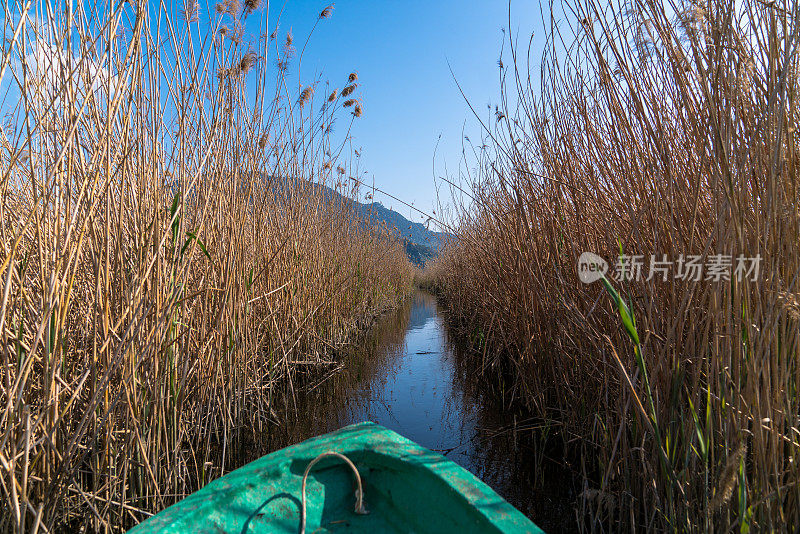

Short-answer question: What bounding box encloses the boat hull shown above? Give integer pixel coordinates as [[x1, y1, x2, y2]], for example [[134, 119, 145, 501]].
[[129, 422, 542, 533]]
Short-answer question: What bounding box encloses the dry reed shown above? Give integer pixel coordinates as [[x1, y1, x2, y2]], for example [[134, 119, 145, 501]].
[[0, 1, 412, 531], [428, 0, 800, 529]]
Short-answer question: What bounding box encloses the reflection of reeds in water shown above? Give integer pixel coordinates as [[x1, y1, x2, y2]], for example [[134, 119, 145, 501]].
[[254, 291, 578, 532], [251, 295, 414, 454], [440, 326, 579, 533]]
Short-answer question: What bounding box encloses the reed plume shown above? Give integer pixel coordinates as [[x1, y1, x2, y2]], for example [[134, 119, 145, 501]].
[[181, 0, 200, 23], [319, 4, 334, 19], [243, 0, 262, 17], [239, 52, 258, 74], [298, 85, 314, 106], [284, 29, 295, 57], [341, 83, 356, 97], [224, 0, 240, 16], [710, 442, 749, 511]]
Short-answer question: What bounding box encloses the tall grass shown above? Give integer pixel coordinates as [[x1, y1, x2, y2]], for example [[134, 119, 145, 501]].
[[429, 0, 799, 529], [0, 0, 413, 531]]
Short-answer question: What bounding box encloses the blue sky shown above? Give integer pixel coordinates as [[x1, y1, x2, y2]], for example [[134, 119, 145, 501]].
[[251, 0, 543, 224], [0, 0, 544, 227]]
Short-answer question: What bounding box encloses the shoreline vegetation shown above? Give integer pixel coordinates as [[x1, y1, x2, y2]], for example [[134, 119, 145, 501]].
[[3, 0, 798, 530], [0, 1, 414, 531], [424, 0, 799, 529]]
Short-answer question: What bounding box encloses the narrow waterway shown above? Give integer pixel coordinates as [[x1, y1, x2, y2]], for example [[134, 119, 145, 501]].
[[265, 291, 577, 532]]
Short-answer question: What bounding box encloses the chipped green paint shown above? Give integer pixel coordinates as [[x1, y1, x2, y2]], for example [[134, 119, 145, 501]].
[[129, 422, 543, 533]]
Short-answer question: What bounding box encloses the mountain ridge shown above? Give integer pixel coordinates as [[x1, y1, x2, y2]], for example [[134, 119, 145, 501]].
[[310, 183, 449, 265]]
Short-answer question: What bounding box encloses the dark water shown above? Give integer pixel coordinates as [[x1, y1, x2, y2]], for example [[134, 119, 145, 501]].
[[265, 291, 577, 532]]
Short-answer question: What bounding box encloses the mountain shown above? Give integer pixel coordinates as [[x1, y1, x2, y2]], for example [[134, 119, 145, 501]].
[[356, 201, 447, 250], [261, 177, 449, 266], [310, 183, 449, 266], [404, 240, 437, 267]]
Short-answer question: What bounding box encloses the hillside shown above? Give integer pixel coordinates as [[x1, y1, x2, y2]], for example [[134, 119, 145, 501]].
[[403, 240, 437, 267], [310, 183, 449, 264], [356, 200, 446, 250]]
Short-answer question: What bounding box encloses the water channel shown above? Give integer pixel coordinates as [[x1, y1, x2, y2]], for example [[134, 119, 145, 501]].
[[264, 291, 577, 532]]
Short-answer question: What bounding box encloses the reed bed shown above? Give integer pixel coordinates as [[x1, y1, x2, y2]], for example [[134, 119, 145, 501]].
[[428, 0, 800, 529], [0, 0, 413, 531]]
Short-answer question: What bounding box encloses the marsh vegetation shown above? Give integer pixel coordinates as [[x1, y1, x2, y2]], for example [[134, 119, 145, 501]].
[[0, 1, 414, 531], [426, 0, 800, 529], [2, 0, 798, 531]]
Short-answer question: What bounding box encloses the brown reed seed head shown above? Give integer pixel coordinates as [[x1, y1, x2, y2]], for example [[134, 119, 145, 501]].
[[224, 0, 240, 16], [341, 84, 356, 97], [228, 23, 243, 44], [353, 104, 362, 117], [239, 52, 258, 75], [243, 0, 262, 16], [328, 89, 337, 102], [777, 292, 800, 320], [181, 0, 199, 23], [342, 99, 355, 108], [319, 4, 334, 19], [710, 442, 748, 511], [298, 86, 314, 106], [348, 72, 358, 83], [283, 30, 295, 57]]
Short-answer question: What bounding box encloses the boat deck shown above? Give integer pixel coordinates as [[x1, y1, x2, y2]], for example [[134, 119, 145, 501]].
[[130, 422, 542, 533]]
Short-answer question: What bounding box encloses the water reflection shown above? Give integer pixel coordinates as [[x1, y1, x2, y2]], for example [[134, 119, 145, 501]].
[[263, 291, 577, 532]]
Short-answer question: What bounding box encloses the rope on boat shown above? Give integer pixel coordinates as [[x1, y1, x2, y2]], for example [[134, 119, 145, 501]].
[[299, 451, 369, 534]]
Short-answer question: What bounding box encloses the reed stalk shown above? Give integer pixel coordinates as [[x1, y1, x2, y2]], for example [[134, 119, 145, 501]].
[[428, 0, 800, 528], [0, 1, 413, 531]]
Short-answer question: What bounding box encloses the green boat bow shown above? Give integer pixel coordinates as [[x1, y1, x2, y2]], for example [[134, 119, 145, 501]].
[[129, 422, 543, 533]]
